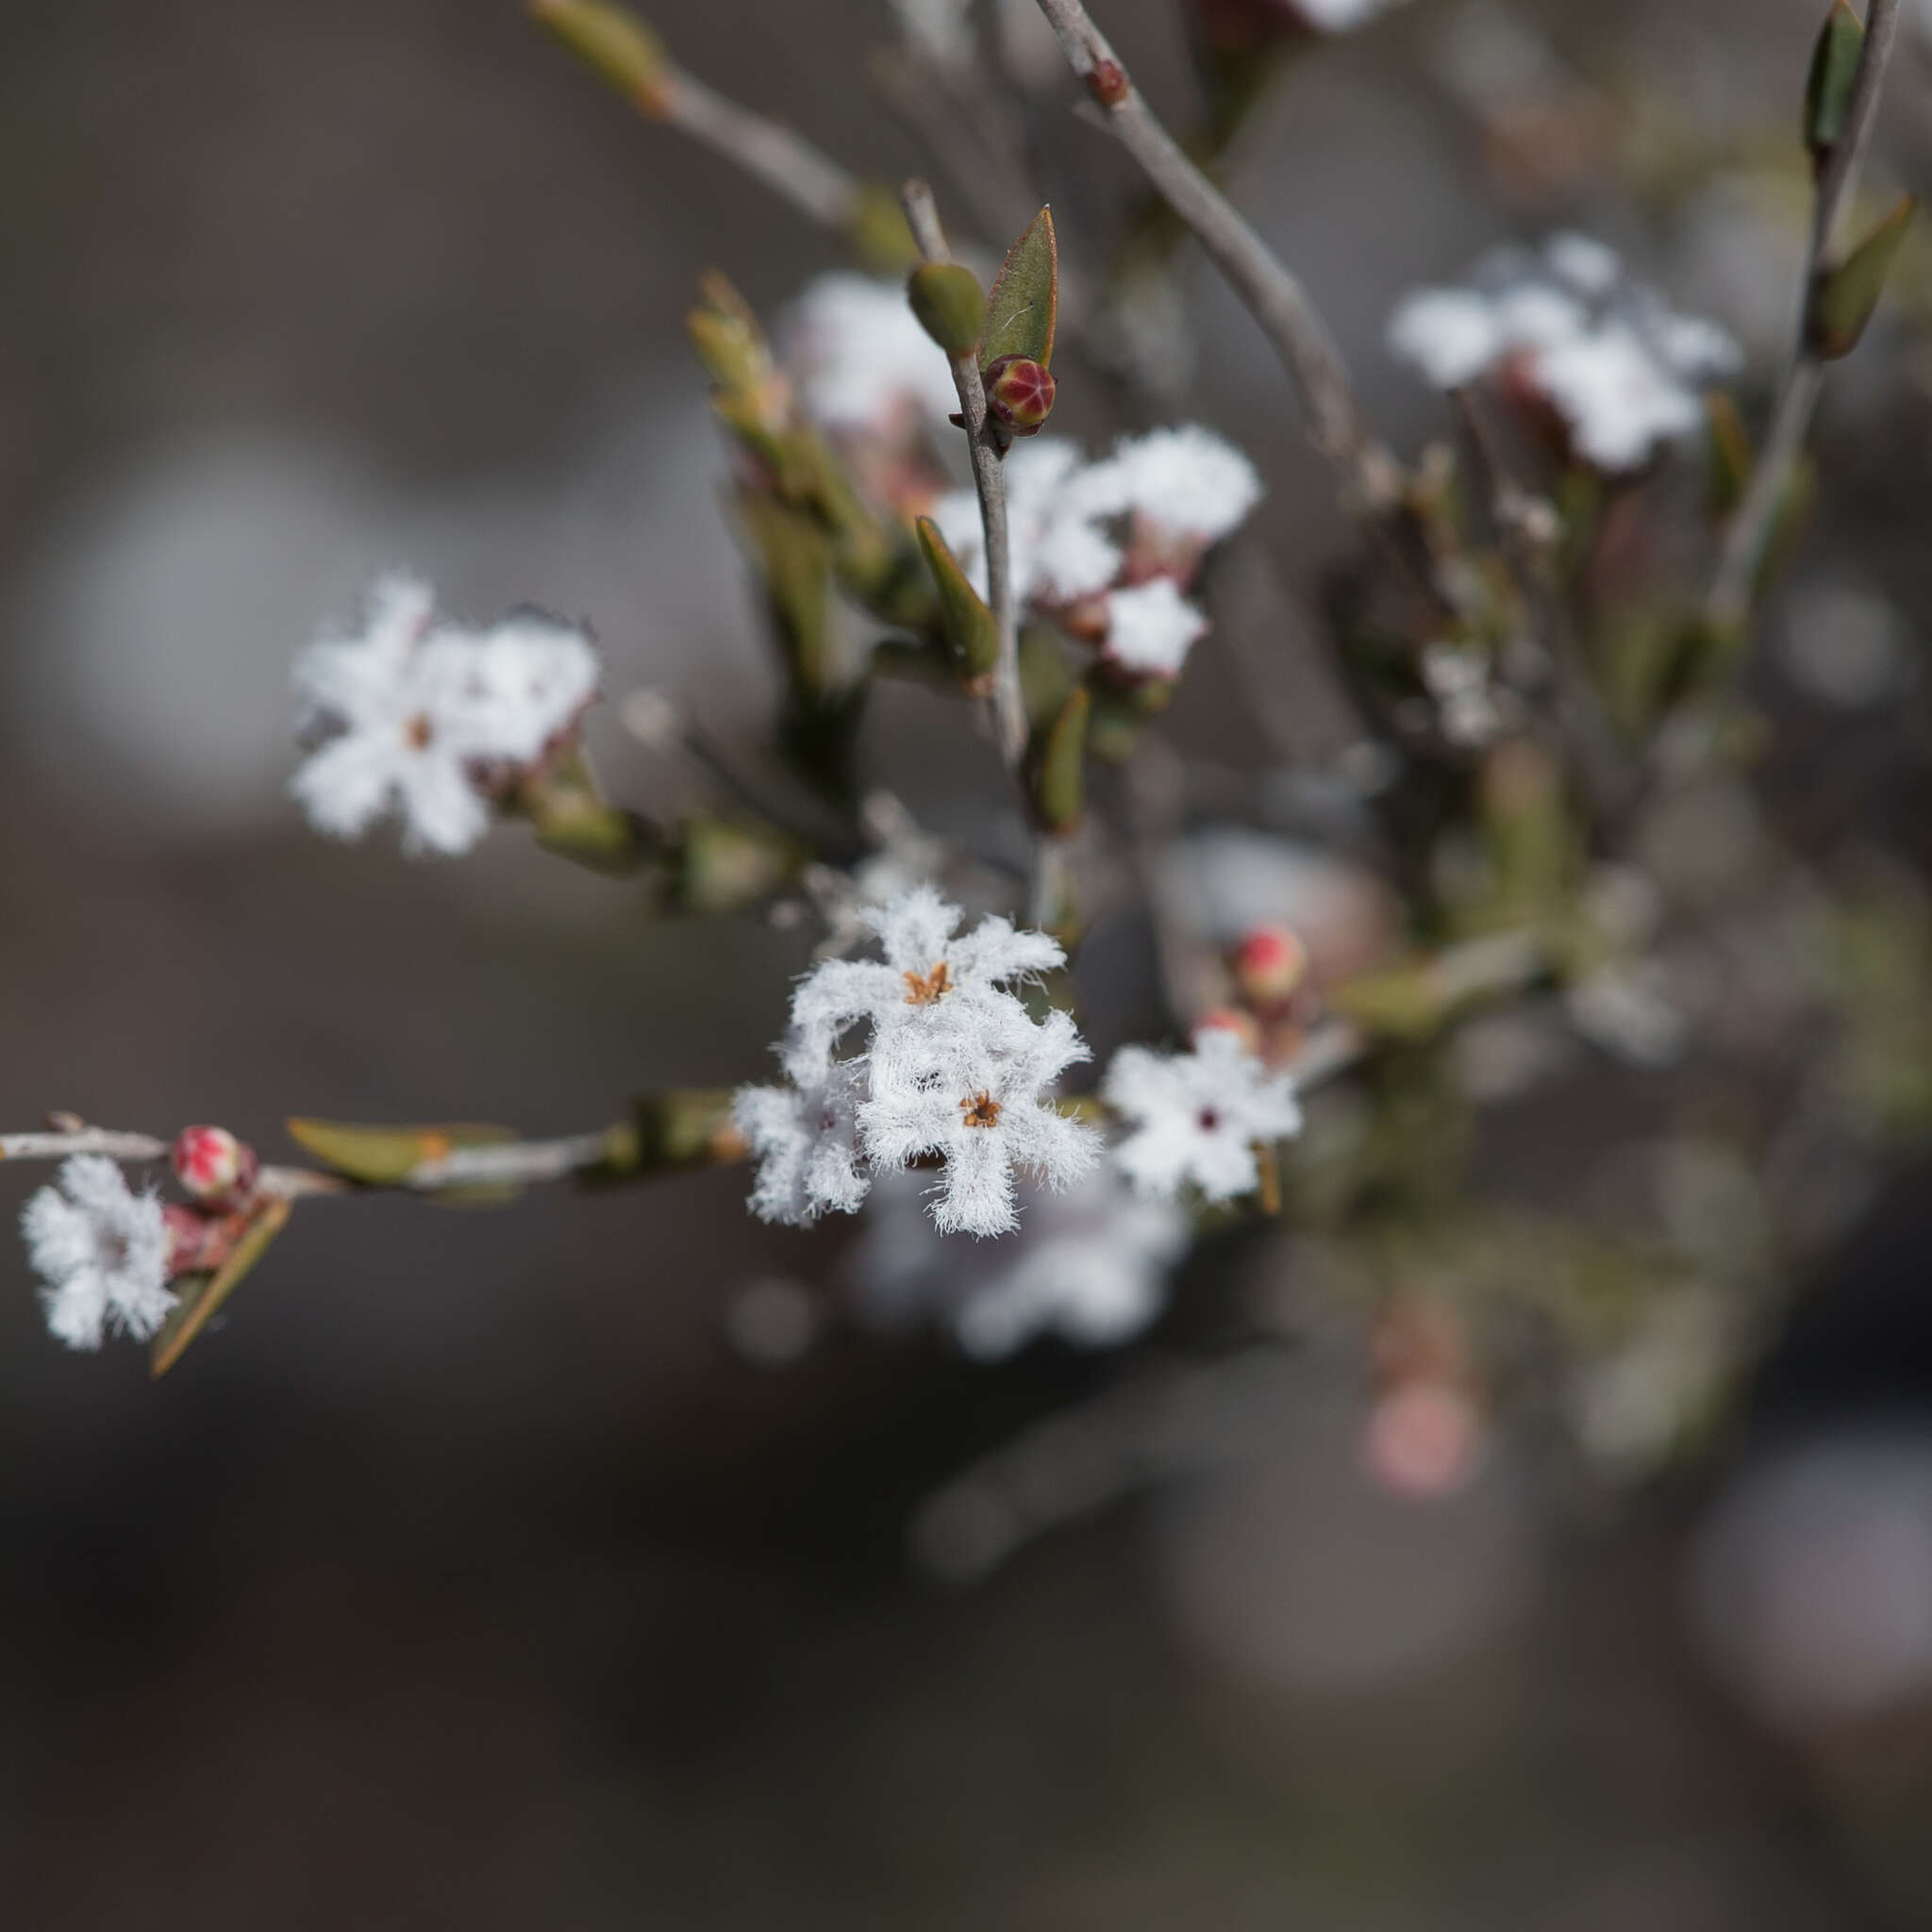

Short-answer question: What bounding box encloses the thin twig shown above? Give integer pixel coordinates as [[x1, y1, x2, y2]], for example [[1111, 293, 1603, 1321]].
[[0, 1128, 169, 1163], [900, 179, 1028, 767], [405, 1128, 631, 1191], [1703, 0, 1903, 637], [533, 0, 866, 237], [1029, 0, 1402, 514]]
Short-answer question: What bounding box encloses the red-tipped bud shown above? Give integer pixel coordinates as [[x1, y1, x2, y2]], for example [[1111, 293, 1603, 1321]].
[[1193, 1007, 1261, 1053], [172, 1125, 259, 1209], [982, 355, 1058, 436], [1232, 924, 1307, 1008]]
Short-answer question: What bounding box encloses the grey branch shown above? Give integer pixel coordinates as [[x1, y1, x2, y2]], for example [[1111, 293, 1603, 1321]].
[[662, 66, 864, 233], [1030, 0, 1400, 512], [901, 178, 1028, 767], [1704, 0, 1903, 637], [1, 1127, 169, 1163], [404, 1128, 628, 1191]]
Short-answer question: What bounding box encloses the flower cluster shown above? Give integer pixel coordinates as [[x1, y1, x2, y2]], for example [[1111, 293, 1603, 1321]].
[[1386, 233, 1742, 471], [735, 886, 1099, 1237], [930, 426, 1262, 679], [291, 575, 602, 857]]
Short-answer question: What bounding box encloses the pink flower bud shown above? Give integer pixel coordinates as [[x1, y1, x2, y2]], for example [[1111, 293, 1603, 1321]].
[[172, 1125, 259, 1209], [1232, 924, 1307, 1008], [162, 1203, 229, 1276], [982, 355, 1058, 436]]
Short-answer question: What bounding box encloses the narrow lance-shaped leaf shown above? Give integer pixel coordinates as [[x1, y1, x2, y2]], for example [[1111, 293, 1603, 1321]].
[[1804, 0, 1864, 166], [531, 0, 674, 115], [980, 207, 1058, 371], [915, 516, 1000, 687], [1030, 685, 1091, 834], [1809, 194, 1917, 358], [1705, 391, 1753, 518], [284, 1119, 520, 1186], [150, 1196, 292, 1379]]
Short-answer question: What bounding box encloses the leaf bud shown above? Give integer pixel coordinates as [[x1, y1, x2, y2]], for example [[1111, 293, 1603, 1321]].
[[907, 261, 985, 359]]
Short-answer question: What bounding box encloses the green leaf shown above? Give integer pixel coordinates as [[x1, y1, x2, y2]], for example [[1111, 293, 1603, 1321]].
[[1804, 0, 1864, 163], [908, 262, 985, 359], [980, 207, 1058, 372], [150, 1197, 292, 1378], [675, 813, 808, 914], [1705, 391, 1752, 519], [284, 1120, 519, 1186], [531, 0, 673, 114], [1809, 193, 1916, 358], [631, 1088, 748, 1173], [914, 516, 999, 686], [1030, 685, 1090, 834]]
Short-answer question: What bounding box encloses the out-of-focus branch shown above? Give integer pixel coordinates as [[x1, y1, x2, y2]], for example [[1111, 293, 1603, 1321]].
[[1704, 0, 1904, 637], [404, 1127, 634, 1191], [2, 1127, 169, 1163], [1028, 0, 1401, 514], [533, 0, 891, 249], [901, 179, 1028, 768]]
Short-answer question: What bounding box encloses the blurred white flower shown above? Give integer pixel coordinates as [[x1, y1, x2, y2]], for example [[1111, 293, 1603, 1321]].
[[784, 273, 960, 435], [1102, 577, 1210, 678], [23, 1156, 175, 1351], [1387, 234, 1740, 472], [1291, 0, 1414, 29], [291, 576, 599, 857], [1104, 425, 1264, 546], [1565, 958, 1689, 1067], [1420, 641, 1510, 747], [1105, 1029, 1304, 1203], [935, 440, 1124, 605], [853, 1164, 1188, 1357]]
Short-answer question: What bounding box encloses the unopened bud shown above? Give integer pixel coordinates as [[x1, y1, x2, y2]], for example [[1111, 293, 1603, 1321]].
[[172, 1125, 259, 1208], [1232, 924, 1307, 1008], [162, 1202, 239, 1276], [1193, 1007, 1261, 1053], [908, 261, 985, 359], [1087, 58, 1129, 108], [982, 355, 1057, 436]]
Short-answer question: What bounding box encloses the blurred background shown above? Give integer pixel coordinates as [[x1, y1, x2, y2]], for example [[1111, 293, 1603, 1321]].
[[8, 0, 1932, 1923]]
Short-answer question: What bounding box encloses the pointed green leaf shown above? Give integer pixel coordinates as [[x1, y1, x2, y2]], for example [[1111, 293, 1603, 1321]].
[[285, 1119, 519, 1187], [914, 516, 999, 686], [908, 262, 985, 359], [980, 208, 1058, 372], [150, 1197, 292, 1378], [1804, 0, 1864, 163], [675, 813, 808, 914], [1809, 194, 1916, 358], [531, 0, 674, 114], [1030, 685, 1090, 834], [1705, 391, 1752, 518]]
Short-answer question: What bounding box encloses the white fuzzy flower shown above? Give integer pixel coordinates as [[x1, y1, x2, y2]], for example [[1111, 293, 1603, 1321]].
[[785, 882, 1064, 1084], [23, 1156, 175, 1351], [1291, 0, 1413, 28], [1386, 287, 1503, 389], [734, 1061, 871, 1225], [1104, 1029, 1304, 1203], [785, 273, 960, 434], [1536, 320, 1706, 471], [859, 1005, 1098, 1237], [1491, 281, 1589, 357], [1105, 425, 1264, 545], [850, 1165, 1189, 1357], [933, 440, 1124, 606], [1102, 577, 1210, 678], [291, 578, 601, 857]]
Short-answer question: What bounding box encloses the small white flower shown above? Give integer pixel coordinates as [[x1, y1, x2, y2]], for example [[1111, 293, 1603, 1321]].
[[291, 578, 602, 857], [934, 440, 1123, 606], [784, 273, 960, 435], [1104, 1029, 1304, 1203], [23, 1156, 175, 1351], [1105, 425, 1264, 545], [1291, 0, 1413, 29], [1536, 320, 1705, 471], [785, 882, 1064, 1084], [851, 1165, 1189, 1357], [1421, 641, 1509, 748], [1491, 281, 1588, 357], [1386, 288, 1502, 389], [1544, 231, 1623, 296], [859, 1006, 1099, 1237], [1102, 577, 1209, 678], [734, 1061, 871, 1225]]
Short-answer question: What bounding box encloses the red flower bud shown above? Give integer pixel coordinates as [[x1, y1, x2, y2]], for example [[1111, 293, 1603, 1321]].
[[1232, 924, 1307, 1009], [1192, 1007, 1261, 1054], [982, 355, 1058, 436], [172, 1125, 259, 1210]]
